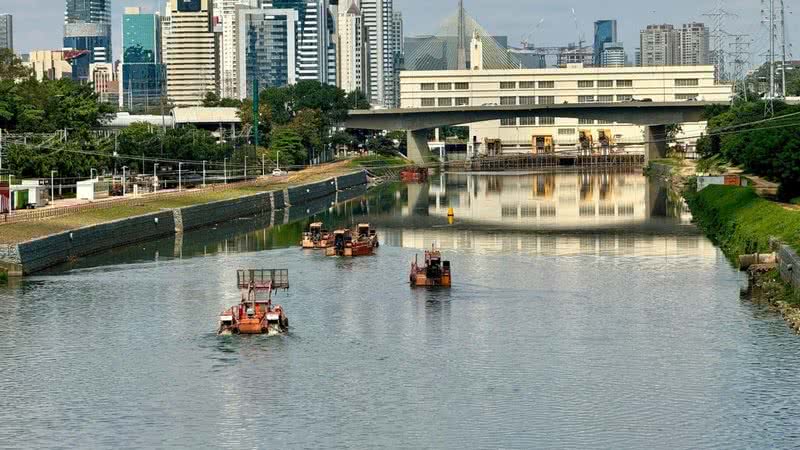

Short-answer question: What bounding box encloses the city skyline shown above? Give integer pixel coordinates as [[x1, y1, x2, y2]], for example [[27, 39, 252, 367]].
[[1, 0, 789, 70]]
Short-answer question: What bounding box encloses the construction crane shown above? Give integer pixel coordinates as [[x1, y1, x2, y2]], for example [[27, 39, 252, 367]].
[[571, 8, 586, 48]]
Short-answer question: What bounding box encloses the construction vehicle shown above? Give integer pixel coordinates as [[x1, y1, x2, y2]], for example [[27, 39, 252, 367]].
[[531, 135, 554, 154], [578, 129, 593, 154]]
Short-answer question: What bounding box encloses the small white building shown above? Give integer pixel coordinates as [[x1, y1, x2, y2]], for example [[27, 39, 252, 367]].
[[77, 178, 111, 201]]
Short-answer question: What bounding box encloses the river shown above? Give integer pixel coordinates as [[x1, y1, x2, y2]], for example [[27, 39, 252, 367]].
[[1, 170, 799, 449]]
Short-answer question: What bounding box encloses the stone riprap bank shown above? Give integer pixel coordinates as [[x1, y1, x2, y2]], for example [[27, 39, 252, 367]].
[[0, 172, 368, 276]]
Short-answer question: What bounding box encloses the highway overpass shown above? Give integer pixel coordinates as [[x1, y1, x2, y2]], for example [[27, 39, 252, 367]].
[[344, 101, 729, 164]]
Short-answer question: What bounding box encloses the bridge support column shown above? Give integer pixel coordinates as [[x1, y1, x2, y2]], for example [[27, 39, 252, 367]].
[[644, 124, 668, 163], [407, 129, 435, 165]]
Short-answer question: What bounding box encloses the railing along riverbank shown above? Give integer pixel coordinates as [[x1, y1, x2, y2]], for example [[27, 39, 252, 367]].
[[0, 171, 370, 276]]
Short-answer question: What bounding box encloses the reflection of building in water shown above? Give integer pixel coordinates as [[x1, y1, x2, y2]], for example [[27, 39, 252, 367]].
[[426, 172, 646, 228], [383, 228, 719, 261]]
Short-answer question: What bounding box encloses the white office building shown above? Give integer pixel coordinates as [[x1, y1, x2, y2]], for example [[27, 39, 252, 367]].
[[400, 55, 732, 155], [164, 0, 219, 106], [337, 1, 370, 95], [214, 0, 258, 99], [361, 0, 398, 107]]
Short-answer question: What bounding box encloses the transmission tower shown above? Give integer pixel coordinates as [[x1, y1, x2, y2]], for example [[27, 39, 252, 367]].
[[762, 0, 778, 115], [729, 34, 752, 102], [703, 0, 737, 81]]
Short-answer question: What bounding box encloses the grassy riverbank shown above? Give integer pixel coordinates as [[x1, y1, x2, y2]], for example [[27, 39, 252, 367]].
[[686, 185, 800, 259], [0, 162, 357, 244]]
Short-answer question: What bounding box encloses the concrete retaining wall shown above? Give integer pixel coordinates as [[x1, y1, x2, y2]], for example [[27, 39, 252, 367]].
[[2, 171, 370, 275], [776, 243, 800, 289], [16, 210, 176, 274], [179, 192, 272, 232], [335, 171, 368, 191], [287, 178, 337, 206]]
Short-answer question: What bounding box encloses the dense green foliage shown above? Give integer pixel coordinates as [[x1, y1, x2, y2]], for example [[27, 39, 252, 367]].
[[0, 270, 7, 285], [687, 185, 800, 258], [697, 101, 800, 199]]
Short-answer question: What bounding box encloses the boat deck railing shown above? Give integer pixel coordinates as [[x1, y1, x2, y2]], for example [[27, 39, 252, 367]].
[[237, 269, 290, 290]]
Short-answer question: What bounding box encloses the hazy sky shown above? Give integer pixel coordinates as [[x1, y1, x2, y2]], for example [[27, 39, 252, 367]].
[[2, 0, 791, 69]]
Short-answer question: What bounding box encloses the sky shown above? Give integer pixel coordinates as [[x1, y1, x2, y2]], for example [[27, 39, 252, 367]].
[[2, 0, 793, 69]]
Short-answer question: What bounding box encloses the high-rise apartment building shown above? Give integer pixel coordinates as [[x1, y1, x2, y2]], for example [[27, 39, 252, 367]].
[[601, 42, 625, 67], [214, 0, 258, 98], [593, 20, 617, 67], [121, 7, 165, 112], [237, 8, 298, 99], [680, 22, 709, 66], [337, 1, 370, 95], [361, 0, 398, 107], [164, 0, 219, 106], [63, 0, 112, 81], [0, 14, 12, 51], [639, 22, 709, 67], [640, 24, 679, 66]]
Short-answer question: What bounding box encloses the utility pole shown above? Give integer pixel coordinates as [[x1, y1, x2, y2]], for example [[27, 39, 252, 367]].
[[202, 160, 207, 187], [252, 79, 259, 179], [779, 0, 787, 97], [704, 0, 737, 81]]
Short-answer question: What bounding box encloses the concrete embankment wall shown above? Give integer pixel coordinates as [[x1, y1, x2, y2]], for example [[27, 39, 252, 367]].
[[1, 171, 369, 275], [775, 242, 800, 289], [15, 210, 176, 275]]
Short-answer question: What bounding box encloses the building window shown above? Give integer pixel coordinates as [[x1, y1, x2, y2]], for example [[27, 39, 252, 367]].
[[438, 97, 452, 106], [579, 118, 595, 125], [455, 97, 470, 106], [538, 116, 555, 125], [501, 117, 517, 126], [578, 80, 594, 88], [675, 93, 699, 100], [438, 82, 452, 90], [520, 96, 536, 105], [500, 81, 517, 89], [519, 81, 536, 89], [500, 96, 517, 105], [421, 83, 435, 91], [617, 94, 633, 101], [421, 98, 435, 107], [675, 78, 699, 87], [558, 128, 575, 135], [578, 95, 595, 103], [616, 80, 633, 87], [538, 81, 554, 88], [538, 96, 555, 105], [455, 82, 469, 90], [598, 80, 613, 88], [501, 205, 518, 217], [596, 119, 611, 124], [519, 116, 537, 126], [597, 95, 614, 102]]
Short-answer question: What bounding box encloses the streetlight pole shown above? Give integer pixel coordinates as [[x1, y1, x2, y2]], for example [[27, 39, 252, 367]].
[[178, 162, 183, 191], [90, 168, 97, 180], [244, 156, 248, 181], [262, 154, 265, 176], [122, 166, 128, 196], [224, 158, 228, 184], [153, 163, 159, 193], [202, 160, 207, 187], [50, 170, 57, 203]]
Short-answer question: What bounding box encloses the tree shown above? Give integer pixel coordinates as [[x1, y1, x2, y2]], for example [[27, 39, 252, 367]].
[[269, 126, 307, 166], [202, 91, 242, 108], [0, 48, 32, 81]]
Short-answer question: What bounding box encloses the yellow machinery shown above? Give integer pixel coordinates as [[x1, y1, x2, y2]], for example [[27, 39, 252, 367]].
[[531, 135, 554, 154], [597, 129, 615, 153]]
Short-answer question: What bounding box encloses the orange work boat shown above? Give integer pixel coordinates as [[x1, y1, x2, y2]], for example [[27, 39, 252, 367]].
[[301, 222, 331, 249], [400, 166, 428, 182], [357, 223, 380, 249], [326, 228, 375, 257], [218, 269, 290, 335], [410, 247, 452, 287]]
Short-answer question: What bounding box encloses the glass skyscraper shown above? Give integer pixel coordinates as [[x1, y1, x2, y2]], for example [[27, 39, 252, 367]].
[[593, 20, 617, 67], [121, 8, 165, 112], [63, 0, 112, 81], [238, 8, 298, 99]]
